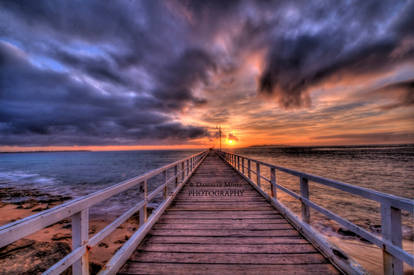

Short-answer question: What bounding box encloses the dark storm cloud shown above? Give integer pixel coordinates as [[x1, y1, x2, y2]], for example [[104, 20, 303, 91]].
[[375, 80, 414, 110], [0, 0, 413, 146], [0, 41, 208, 146], [258, 0, 414, 108]]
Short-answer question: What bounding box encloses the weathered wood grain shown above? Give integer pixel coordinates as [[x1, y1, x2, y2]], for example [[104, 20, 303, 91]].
[[119, 263, 338, 275], [118, 151, 340, 275]]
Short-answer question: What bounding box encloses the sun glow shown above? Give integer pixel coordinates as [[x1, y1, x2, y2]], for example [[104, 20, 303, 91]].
[[227, 139, 234, 145]]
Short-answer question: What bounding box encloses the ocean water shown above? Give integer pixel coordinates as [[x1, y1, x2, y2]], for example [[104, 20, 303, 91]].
[[0, 146, 413, 241], [0, 150, 200, 217], [228, 144, 414, 241]]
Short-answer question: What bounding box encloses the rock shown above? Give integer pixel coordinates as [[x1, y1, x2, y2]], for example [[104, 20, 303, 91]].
[[0, 239, 35, 258], [51, 233, 71, 241], [98, 242, 108, 248], [0, 240, 71, 274], [90, 262, 102, 274], [337, 228, 357, 237], [369, 224, 382, 233], [62, 223, 71, 229], [32, 205, 48, 212]]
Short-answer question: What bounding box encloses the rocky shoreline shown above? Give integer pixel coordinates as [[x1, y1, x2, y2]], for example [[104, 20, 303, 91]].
[[0, 187, 140, 275]]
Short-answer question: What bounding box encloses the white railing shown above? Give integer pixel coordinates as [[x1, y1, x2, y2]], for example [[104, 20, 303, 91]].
[[0, 150, 208, 275], [218, 151, 414, 275]]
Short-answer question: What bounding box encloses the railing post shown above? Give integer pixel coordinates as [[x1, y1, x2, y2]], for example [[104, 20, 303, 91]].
[[381, 203, 403, 275], [256, 162, 261, 187], [270, 167, 277, 199], [237, 156, 240, 171], [174, 165, 178, 187], [248, 159, 251, 179], [242, 158, 245, 174], [140, 180, 148, 226], [72, 209, 89, 275], [163, 170, 167, 199], [181, 161, 185, 182], [300, 177, 310, 223], [186, 159, 189, 176]]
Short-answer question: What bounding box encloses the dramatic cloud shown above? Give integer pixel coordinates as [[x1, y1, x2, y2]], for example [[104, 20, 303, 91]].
[[228, 133, 239, 142], [0, 0, 413, 148]]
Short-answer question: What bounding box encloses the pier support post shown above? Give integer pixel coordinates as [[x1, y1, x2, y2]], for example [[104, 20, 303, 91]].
[[381, 204, 403, 275], [300, 177, 310, 224], [248, 160, 251, 179], [256, 162, 261, 187], [72, 209, 89, 275], [270, 167, 277, 200]]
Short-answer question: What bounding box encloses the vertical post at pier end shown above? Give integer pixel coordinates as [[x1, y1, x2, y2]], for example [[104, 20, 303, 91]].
[[300, 177, 310, 224], [381, 204, 403, 275], [72, 209, 89, 275], [256, 162, 261, 187]]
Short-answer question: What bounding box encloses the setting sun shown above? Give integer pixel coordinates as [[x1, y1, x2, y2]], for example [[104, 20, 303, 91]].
[[227, 139, 234, 145]]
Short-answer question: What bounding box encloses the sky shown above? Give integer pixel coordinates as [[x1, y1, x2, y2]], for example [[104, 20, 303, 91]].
[[0, 0, 413, 151]]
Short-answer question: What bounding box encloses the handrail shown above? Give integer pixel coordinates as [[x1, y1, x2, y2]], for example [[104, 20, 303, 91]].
[[0, 150, 208, 275], [219, 150, 414, 275]]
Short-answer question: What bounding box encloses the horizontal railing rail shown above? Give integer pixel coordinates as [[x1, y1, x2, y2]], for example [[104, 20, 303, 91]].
[[0, 150, 208, 275], [218, 150, 414, 275]]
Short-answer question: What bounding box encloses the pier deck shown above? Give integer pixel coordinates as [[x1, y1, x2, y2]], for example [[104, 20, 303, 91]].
[[119, 152, 340, 274]]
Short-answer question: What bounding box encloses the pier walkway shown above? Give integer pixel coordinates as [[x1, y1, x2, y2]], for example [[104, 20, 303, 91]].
[[118, 152, 339, 274]]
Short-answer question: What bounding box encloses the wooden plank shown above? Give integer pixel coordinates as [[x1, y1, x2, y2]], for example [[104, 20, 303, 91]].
[[144, 236, 309, 245], [119, 263, 339, 275], [161, 213, 283, 219], [152, 223, 293, 230], [137, 243, 317, 254], [148, 229, 301, 237], [169, 205, 275, 210], [156, 218, 289, 224], [129, 251, 327, 265]]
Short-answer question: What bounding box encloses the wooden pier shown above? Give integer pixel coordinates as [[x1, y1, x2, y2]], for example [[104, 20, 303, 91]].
[[119, 152, 339, 274], [0, 149, 413, 275]]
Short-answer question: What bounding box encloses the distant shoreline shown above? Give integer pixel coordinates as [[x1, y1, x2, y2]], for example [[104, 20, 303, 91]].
[[1, 143, 413, 153], [246, 143, 414, 149], [0, 150, 92, 154]]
